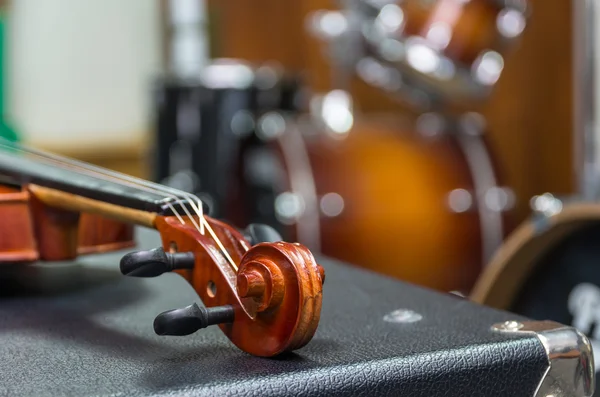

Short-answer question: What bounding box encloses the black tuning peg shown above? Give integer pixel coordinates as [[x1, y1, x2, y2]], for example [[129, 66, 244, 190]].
[[154, 303, 235, 336], [243, 223, 283, 245], [120, 247, 195, 277]]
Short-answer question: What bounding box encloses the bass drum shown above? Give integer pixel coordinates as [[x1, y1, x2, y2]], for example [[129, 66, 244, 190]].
[[229, 97, 514, 292], [471, 198, 600, 388]]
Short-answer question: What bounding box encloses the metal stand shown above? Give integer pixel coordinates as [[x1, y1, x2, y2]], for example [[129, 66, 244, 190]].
[[574, 0, 599, 200]]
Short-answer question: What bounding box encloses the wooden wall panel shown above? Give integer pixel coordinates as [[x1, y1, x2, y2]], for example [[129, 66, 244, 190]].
[[482, 0, 574, 221], [207, 0, 306, 71]]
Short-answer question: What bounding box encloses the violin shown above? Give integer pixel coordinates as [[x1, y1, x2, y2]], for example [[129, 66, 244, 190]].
[[0, 139, 324, 357]]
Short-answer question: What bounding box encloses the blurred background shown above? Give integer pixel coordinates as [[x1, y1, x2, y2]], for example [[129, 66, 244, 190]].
[[8, 0, 600, 384], [3, 0, 573, 212], [0, 0, 591, 308]]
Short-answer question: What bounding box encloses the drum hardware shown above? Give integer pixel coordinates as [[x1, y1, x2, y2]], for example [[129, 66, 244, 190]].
[[307, 90, 355, 138], [308, 0, 530, 107], [256, 111, 288, 142], [356, 56, 435, 109], [415, 111, 448, 137], [230, 109, 256, 139], [319, 192, 346, 218], [275, 190, 346, 224], [306, 7, 365, 89], [573, 0, 600, 201], [447, 188, 473, 213], [274, 191, 305, 225], [530, 193, 564, 218]]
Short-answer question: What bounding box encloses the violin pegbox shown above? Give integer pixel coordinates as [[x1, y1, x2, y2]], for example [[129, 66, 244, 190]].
[[120, 216, 324, 357]]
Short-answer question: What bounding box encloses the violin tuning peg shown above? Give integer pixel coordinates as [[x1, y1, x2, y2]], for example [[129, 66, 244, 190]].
[[243, 223, 283, 245], [120, 247, 195, 278], [154, 303, 235, 336]]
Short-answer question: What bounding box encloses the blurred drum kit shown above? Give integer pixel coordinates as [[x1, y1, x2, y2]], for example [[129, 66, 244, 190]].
[[224, 0, 527, 293], [157, 0, 600, 379]]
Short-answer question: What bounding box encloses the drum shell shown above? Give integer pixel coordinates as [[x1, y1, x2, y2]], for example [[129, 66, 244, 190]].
[[235, 116, 512, 293], [152, 60, 303, 218]]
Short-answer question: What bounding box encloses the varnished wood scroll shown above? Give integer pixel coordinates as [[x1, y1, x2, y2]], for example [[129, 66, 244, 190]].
[[155, 216, 323, 356]]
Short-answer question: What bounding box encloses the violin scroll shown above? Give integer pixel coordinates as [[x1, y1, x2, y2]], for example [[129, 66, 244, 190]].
[[120, 216, 324, 357]]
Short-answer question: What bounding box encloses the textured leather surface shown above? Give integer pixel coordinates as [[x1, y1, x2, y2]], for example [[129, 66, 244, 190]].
[[0, 228, 548, 397], [0, 151, 197, 214]]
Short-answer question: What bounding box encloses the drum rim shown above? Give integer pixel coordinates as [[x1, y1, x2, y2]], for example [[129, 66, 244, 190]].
[[470, 202, 600, 309]]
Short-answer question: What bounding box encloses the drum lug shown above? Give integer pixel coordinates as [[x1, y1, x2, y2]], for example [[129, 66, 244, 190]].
[[447, 188, 474, 213], [530, 193, 564, 217], [447, 187, 515, 214], [319, 192, 345, 218], [483, 186, 515, 212], [491, 320, 595, 397], [274, 192, 305, 225]]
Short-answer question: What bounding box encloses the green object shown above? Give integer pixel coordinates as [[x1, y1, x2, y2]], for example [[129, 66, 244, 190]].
[[0, 8, 20, 142], [0, 119, 17, 141]]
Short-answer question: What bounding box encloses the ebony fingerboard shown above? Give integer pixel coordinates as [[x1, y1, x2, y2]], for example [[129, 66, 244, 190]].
[[0, 150, 200, 215]]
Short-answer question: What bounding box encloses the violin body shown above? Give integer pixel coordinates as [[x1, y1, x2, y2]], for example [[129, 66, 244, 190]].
[[0, 184, 38, 262], [78, 215, 134, 256], [0, 141, 324, 357], [0, 184, 134, 262]]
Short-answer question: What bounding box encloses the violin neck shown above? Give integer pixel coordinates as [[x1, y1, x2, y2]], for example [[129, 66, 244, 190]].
[[0, 144, 190, 217]]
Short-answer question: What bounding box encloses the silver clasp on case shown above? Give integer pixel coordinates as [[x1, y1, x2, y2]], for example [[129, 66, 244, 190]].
[[492, 320, 595, 397]]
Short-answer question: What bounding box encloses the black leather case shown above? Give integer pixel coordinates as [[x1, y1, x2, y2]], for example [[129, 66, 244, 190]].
[[0, 229, 549, 397]]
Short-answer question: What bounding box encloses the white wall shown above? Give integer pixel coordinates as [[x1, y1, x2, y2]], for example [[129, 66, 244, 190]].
[[7, 0, 162, 149]]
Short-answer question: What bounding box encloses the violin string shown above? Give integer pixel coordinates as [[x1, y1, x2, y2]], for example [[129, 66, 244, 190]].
[[0, 139, 239, 269], [0, 140, 198, 228], [0, 139, 239, 270]]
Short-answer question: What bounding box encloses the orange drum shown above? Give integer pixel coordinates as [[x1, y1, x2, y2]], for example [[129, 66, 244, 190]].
[[229, 91, 515, 292]]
